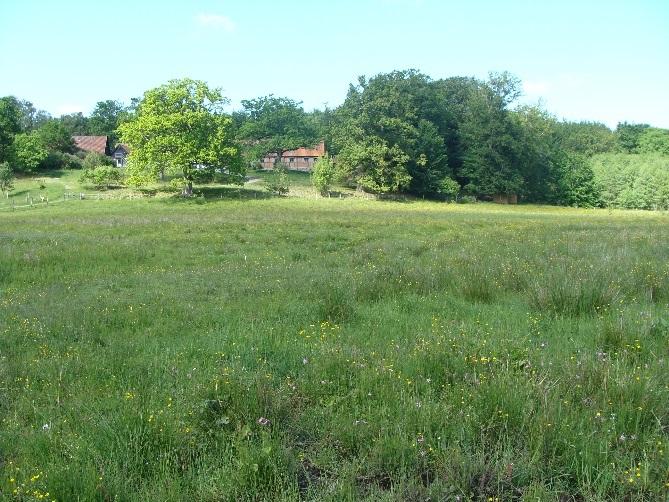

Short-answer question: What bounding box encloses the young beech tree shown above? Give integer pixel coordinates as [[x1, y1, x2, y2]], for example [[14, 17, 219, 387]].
[[311, 154, 337, 196], [119, 79, 241, 195]]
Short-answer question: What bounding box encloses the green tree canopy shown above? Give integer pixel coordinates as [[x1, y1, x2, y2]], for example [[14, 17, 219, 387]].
[[57, 112, 90, 136], [0, 162, 15, 194], [616, 122, 650, 153], [11, 132, 48, 173], [119, 78, 242, 195], [592, 153, 669, 210], [0, 96, 22, 162], [458, 76, 524, 197], [89, 100, 127, 144], [17, 100, 51, 131], [637, 128, 669, 155], [332, 70, 451, 195], [235, 95, 318, 167], [36, 120, 76, 153], [553, 121, 616, 156]]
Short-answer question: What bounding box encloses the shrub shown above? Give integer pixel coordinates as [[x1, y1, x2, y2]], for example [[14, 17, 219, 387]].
[[82, 151, 114, 170], [79, 166, 123, 189], [124, 173, 154, 188], [311, 154, 336, 196], [439, 177, 460, 200], [266, 163, 289, 196], [40, 151, 84, 170]]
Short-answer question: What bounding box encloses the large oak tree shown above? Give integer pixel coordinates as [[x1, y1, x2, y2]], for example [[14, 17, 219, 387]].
[[119, 79, 241, 195]]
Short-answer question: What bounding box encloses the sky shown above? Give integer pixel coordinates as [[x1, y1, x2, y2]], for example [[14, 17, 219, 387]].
[[1, 0, 668, 128]]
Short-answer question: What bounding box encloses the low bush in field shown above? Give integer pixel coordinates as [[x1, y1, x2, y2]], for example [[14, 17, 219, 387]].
[[40, 151, 84, 170], [79, 166, 123, 189], [82, 151, 115, 170]]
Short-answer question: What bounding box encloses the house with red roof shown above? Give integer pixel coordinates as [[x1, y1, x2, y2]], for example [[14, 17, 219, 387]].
[[260, 140, 326, 171], [73, 136, 110, 156]]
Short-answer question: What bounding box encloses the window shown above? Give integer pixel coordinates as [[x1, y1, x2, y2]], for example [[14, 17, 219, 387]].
[[289, 158, 295, 162]]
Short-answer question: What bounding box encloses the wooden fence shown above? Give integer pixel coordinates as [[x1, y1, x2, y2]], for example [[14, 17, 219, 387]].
[[0, 192, 112, 212]]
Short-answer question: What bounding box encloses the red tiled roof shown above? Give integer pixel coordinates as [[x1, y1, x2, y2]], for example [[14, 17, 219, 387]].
[[73, 136, 107, 154], [264, 140, 326, 159], [284, 140, 325, 157]]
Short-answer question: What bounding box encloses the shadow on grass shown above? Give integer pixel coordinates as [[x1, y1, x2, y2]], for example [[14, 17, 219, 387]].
[[27, 169, 72, 180], [158, 185, 277, 204], [197, 186, 273, 200]]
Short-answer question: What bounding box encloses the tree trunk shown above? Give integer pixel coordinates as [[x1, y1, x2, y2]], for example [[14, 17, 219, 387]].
[[184, 181, 193, 196]]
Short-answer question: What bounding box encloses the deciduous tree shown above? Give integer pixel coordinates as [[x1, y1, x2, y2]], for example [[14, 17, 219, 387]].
[[11, 132, 48, 173], [236, 96, 318, 168], [311, 154, 337, 196], [332, 70, 451, 195], [36, 120, 76, 153], [0, 162, 15, 196], [119, 79, 241, 195], [89, 100, 127, 144], [0, 96, 22, 162]]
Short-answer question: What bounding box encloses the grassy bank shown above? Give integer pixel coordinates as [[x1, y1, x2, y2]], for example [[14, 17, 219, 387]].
[[1, 198, 668, 501]]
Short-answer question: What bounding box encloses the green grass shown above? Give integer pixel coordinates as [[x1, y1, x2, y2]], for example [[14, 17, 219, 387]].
[[0, 170, 86, 210], [1, 196, 668, 501]]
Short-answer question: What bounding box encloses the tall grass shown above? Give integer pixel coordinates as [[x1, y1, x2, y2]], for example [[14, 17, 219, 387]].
[[1, 198, 668, 500]]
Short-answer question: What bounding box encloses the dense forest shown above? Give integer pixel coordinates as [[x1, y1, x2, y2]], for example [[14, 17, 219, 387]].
[[1, 70, 668, 208]]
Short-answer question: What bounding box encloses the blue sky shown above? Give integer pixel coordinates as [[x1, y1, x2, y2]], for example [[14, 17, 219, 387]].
[[1, 0, 668, 128]]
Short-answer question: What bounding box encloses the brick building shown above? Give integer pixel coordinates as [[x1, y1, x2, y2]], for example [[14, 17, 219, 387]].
[[260, 140, 326, 171]]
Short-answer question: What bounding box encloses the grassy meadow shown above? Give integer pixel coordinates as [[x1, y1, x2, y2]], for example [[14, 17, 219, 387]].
[[1, 195, 668, 501]]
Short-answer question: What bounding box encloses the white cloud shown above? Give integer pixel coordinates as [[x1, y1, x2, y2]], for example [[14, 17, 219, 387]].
[[195, 13, 235, 32]]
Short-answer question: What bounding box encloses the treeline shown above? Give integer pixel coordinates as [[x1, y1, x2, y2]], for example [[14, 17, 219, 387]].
[[230, 70, 669, 208], [0, 97, 131, 173], [318, 70, 669, 207], [1, 70, 669, 208]]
